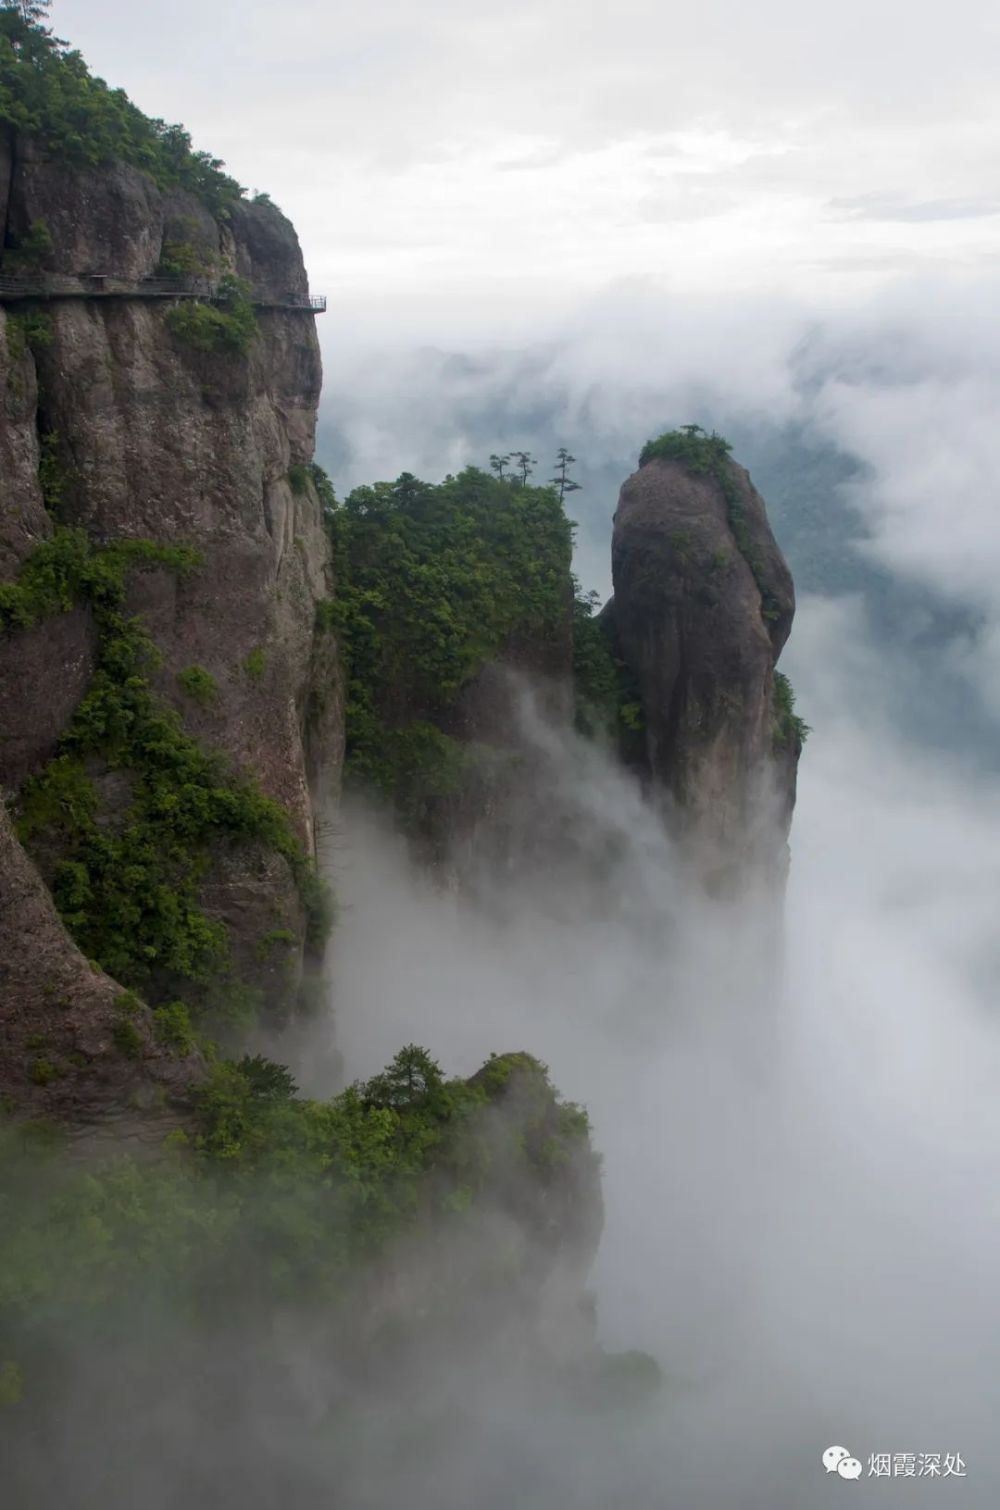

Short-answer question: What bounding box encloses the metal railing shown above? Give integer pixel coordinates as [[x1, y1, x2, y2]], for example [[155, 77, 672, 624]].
[[0, 274, 326, 312], [292, 294, 327, 311], [0, 275, 43, 296]]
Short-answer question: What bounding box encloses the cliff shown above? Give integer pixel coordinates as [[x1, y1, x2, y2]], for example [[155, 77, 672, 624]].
[[0, 22, 618, 1496], [331, 467, 574, 869], [329, 437, 803, 896], [0, 129, 341, 1125], [604, 429, 801, 890], [0, 23, 810, 1498]]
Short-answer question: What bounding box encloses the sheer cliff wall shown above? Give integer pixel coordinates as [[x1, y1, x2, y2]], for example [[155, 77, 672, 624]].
[[0, 140, 341, 1127]]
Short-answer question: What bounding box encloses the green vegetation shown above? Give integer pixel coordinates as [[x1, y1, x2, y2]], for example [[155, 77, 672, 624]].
[[37, 430, 65, 512], [773, 669, 810, 748], [571, 582, 644, 741], [165, 276, 257, 356], [0, 3, 244, 211], [241, 645, 265, 680], [550, 446, 582, 502], [28, 1057, 57, 1086], [4, 215, 52, 271], [4, 528, 331, 1017], [258, 928, 297, 952], [289, 461, 336, 513], [330, 466, 573, 827], [0, 1360, 21, 1408], [314, 598, 337, 633], [175, 663, 217, 707], [111, 1017, 143, 1059], [156, 237, 216, 279], [0, 1045, 595, 1381], [4, 309, 51, 362], [638, 424, 733, 473], [309, 462, 337, 516], [152, 1002, 195, 1055], [0, 527, 193, 633], [639, 425, 785, 625], [372, 721, 472, 832]]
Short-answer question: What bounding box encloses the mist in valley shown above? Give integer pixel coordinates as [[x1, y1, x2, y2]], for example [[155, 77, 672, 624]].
[[308, 284, 1000, 1501], [9, 278, 1000, 1508], [319, 602, 1000, 1505], [5, 1, 1000, 1504]]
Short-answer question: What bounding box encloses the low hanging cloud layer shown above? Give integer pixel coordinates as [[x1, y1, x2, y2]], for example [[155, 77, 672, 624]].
[[55, 0, 1000, 304], [324, 654, 1000, 1506], [35, 6, 1000, 1499], [312, 252, 1000, 1504], [316, 271, 1000, 747]]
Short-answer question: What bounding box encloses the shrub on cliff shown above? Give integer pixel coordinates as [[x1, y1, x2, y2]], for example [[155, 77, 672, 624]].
[[571, 581, 644, 741], [0, 1043, 598, 1394], [639, 424, 789, 627], [165, 277, 257, 356], [4, 528, 331, 1017], [773, 669, 810, 747], [330, 466, 574, 823], [0, 3, 243, 209]]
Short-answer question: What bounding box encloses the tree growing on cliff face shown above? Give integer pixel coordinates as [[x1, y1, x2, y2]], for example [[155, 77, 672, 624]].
[[550, 447, 581, 502], [0, 4, 243, 206], [0, 1, 52, 55], [512, 451, 537, 485], [362, 1045, 446, 1112], [1, 0, 49, 29]]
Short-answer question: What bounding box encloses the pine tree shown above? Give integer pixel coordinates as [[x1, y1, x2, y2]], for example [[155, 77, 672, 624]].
[[4, 0, 50, 27], [550, 447, 581, 503]]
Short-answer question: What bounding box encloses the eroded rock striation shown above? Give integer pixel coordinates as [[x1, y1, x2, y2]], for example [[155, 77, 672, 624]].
[[605, 432, 800, 890], [0, 133, 341, 1125]]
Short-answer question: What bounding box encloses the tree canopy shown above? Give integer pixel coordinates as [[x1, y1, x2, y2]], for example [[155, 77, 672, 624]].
[[0, 1, 244, 209]]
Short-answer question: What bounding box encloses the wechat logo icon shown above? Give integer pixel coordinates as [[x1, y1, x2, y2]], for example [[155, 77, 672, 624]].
[[823, 1446, 863, 1480]]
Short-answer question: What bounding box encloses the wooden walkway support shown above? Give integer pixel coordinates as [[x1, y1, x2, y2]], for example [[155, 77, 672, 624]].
[[0, 274, 326, 312]]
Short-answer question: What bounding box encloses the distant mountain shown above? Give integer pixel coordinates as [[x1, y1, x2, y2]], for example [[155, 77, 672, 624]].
[[318, 352, 999, 766]]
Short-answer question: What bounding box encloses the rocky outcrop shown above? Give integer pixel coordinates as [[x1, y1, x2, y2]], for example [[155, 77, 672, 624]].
[[607, 448, 799, 890], [0, 798, 199, 1137], [0, 139, 341, 1124]]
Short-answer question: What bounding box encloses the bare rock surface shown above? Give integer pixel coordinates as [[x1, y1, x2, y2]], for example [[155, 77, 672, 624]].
[[609, 453, 799, 887], [0, 142, 341, 1125]]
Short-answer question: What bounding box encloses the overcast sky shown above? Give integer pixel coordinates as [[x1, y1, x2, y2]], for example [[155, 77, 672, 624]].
[[51, 0, 1000, 723], [55, 0, 1000, 325], [42, 11, 1000, 1488]]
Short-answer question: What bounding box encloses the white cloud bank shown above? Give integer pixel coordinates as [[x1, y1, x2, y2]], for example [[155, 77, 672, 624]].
[[323, 650, 1000, 1504], [54, 0, 1000, 303]]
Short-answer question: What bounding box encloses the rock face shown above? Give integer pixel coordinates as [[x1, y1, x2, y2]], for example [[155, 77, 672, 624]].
[[0, 137, 341, 1125], [608, 451, 799, 890], [0, 798, 198, 1138]]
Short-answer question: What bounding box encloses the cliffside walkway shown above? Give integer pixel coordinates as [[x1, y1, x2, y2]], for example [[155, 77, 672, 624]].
[[0, 274, 326, 312]]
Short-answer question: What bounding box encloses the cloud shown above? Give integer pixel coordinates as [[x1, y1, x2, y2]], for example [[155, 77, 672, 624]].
[[54, 0, 1000, 298], [319, 639, 1000, 1503], [829, 193, 1000, 223], [314, 267, 1000, 745], [43, 5, 1000, 1492]]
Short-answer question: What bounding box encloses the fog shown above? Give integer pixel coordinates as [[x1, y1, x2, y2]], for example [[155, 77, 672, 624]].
[[318, 273, 1000, 701], [11, 594, 1000, 1506], [8, 3, 1000, 1502], [10, 291, 1000, 1501], [300, 269, 1000, 1502], [11, 272, 995, 1507], [319, 590, 1000, 1505]]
